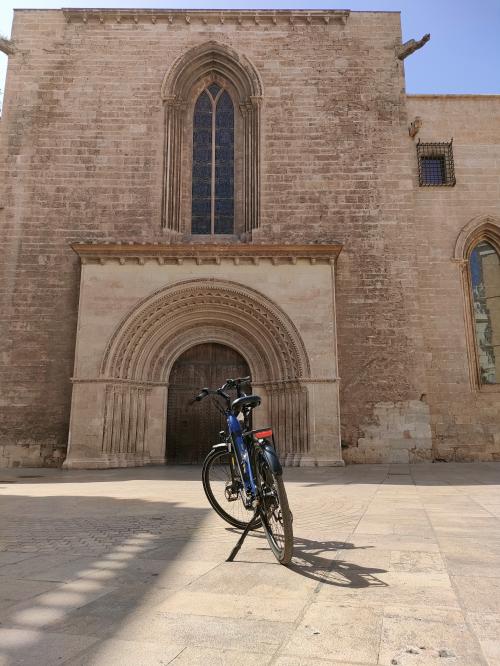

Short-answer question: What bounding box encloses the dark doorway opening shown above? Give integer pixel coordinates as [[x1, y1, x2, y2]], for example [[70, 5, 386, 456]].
[[166, 342, 250, 464]]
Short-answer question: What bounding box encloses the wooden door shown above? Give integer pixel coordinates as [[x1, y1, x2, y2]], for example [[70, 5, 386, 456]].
[[166, 343, 250, 464]]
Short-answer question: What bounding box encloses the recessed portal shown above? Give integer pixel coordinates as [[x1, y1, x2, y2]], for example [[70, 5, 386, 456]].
[[166, 343, 250, 464]]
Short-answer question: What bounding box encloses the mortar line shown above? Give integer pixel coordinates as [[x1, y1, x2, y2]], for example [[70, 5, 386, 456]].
[[267, 468, 389, 665]]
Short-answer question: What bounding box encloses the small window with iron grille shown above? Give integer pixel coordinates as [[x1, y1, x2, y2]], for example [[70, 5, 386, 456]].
[[417, 140, 456, 187]]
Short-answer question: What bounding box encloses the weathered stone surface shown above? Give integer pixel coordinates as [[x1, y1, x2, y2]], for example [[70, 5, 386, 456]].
[[0, 9, 498, 466]]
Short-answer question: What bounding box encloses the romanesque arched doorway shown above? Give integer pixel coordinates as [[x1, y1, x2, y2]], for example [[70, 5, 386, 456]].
[[166, 343, 250, 464], [64, 277, 331, 470]]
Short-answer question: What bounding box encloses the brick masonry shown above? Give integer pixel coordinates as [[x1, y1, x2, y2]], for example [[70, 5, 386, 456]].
[[0, 9, 499, 466]]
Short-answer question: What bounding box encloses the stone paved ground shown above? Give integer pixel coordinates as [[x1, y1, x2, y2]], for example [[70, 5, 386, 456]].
[[1, 463, 500, 666]]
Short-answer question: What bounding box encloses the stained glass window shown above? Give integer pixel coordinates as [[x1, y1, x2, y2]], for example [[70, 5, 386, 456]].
[[192, 84, 234, 235], [470, 241, 500, 384]]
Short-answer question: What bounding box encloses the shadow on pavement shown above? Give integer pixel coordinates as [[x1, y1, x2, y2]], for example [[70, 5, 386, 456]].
[[0, 493, 212, 665], [289, 535, 387, 587], [224, 526, 386, 588]]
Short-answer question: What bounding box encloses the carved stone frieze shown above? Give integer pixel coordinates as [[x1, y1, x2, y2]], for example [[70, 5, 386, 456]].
[[71, 242, 342, 266], [63, 9, 350, 27]]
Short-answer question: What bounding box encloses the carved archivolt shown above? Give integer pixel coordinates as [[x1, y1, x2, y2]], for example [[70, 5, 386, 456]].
[[161, 41, 262, 234], [101, 278, 309, 383]]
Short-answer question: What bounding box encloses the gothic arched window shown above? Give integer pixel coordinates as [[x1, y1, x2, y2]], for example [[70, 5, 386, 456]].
[[469, 240, 500, 384], [161, 42, 262, 236], [191, 84, 234, 235]]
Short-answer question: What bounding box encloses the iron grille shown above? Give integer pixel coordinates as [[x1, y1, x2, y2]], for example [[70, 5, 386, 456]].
[[417, 139, 456, 187]]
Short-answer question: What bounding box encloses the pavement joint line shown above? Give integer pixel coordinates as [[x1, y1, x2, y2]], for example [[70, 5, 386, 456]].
[[371, 468, 392, 666], [2, 464, 500, 663], [267, 470, 386, 666], [410, 464, 490, 666], [165, 645, 187, 664]]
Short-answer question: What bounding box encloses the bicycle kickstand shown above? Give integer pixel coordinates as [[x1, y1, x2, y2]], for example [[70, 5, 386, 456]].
[[226, 509, 261, 562]]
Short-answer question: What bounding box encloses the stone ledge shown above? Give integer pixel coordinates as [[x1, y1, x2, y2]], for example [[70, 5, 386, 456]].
[[71, 242, 343, 266], [61, 9, 350, 27]]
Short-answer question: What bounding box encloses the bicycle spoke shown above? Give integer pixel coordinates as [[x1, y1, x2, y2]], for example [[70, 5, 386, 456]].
[[203, 450, 256, 528]]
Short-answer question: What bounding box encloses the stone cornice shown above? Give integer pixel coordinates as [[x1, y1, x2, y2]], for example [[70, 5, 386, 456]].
[[71, 242, 343, 266], [62, 9, 350, 27]]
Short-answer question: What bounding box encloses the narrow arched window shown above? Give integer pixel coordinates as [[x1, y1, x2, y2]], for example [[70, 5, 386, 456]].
[[191, 84, 234, 235], [469, 240, 500, 384]]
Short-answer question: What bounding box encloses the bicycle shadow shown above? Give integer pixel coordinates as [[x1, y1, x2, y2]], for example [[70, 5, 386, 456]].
[[288, 535, 388, 588], [225, 527, 388, 588]]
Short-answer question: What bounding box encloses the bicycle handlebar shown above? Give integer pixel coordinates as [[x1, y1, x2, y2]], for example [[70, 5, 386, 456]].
[[192, 376, 251, 404], [221, 376, 251, 391]]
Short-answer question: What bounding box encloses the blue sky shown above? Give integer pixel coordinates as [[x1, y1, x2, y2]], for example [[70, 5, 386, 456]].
[[1, 0, 499, 105]]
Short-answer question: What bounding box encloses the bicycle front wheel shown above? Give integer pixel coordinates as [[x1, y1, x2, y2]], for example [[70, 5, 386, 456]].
[[202, 447, 260, 530], [255, 449, 293, 565]]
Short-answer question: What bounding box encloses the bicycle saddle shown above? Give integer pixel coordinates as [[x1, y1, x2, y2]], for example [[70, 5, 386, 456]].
[[231, 395, 261, 414]]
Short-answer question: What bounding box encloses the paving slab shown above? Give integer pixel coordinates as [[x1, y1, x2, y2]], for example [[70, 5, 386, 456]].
[[378, 605, 484, 665], [281, 602, 384, 663], [0, 628, 98, 666], [0, 463, 500, 665]]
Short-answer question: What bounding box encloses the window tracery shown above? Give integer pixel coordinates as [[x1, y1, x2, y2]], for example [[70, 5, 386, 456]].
[[469, 240, 500, 385], [161, 42, 262, 237], [191, 84, 235, 235]]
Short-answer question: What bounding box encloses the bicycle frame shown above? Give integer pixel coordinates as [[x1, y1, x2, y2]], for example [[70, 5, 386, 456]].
[[197, 377, 292, 564], [226, 412, 257, 497], [195, 378, 283, 505]]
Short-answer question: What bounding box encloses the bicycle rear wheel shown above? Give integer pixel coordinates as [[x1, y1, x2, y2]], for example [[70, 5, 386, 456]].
[[255, 449, 293, 565], [202, 447, 260, 530]]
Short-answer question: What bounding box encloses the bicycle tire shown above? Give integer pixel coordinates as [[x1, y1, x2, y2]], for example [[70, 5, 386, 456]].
[[255, 448, 293, 565], [202, 447, 261, 530]]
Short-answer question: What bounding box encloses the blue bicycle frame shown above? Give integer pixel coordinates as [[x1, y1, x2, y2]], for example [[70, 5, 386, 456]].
[[195, 378, 282, 503], [227, 412, 257, 497]]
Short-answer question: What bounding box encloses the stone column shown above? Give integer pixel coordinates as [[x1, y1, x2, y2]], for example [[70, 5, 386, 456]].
[[147, 386, 168, 464], [161, 96, 184, 231]]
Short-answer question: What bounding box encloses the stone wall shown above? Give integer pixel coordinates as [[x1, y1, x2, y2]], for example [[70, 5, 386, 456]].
[[406, 95, 500, 461], [0, 8, 444, 466]]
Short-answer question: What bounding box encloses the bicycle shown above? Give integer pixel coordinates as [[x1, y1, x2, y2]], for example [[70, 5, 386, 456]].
[[193, 376, 293, 565]]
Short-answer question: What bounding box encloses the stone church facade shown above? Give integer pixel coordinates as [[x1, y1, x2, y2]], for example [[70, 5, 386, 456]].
[[0, 8, 499, 468]]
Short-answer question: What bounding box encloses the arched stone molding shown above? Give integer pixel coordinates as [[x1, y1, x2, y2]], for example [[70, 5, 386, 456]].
[[454, 214, 500, 390], [102, 278, 309, 380], [99, 279, 311, 462], [161, 41, 263, 101], [160, 41, 262, 235], [454, 214, 500, 260]]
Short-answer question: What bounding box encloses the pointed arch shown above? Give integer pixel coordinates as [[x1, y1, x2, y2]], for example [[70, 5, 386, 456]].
[[161, 41, 263, 102], [455, 214, 500, 389], [454, 214, 500, 260], [161, 42, 262, 235]]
